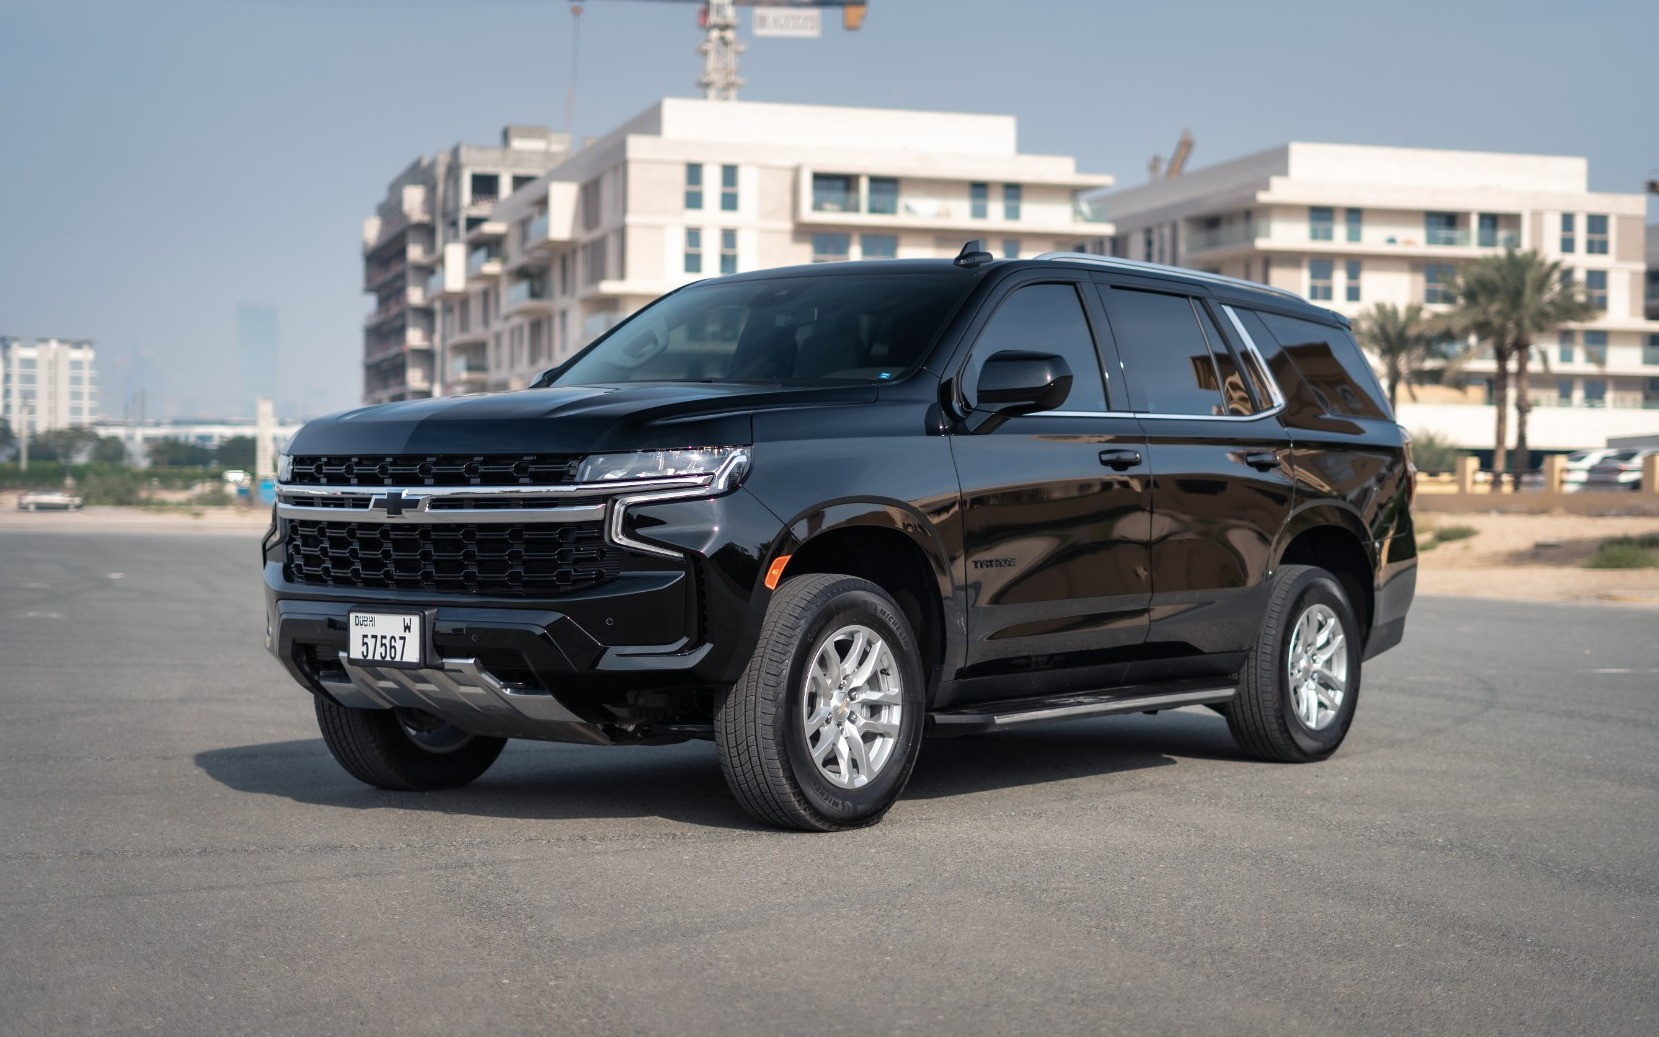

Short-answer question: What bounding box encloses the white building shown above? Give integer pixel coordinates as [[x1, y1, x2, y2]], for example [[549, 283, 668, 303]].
[[1089, 143, 1659, 450], [1, 336, 97, 433], [428, 98, 1113, 395], [361, 127, 571, 404]]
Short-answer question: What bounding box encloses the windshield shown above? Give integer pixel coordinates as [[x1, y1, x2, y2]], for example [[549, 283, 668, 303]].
[[550, 272, 971, 386]]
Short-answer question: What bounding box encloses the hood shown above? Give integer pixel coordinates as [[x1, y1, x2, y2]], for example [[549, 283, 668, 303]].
[[286, 382, 877, 456]]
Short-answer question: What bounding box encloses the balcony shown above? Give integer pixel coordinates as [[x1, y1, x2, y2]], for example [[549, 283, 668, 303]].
[[1425, 228, 1469, 247], [467, 246, 503, 280], [505, 277, 551, 315], [1186, 221, 1269, 255], [363, 295, 408, 328], [363, 255, 406, 291]]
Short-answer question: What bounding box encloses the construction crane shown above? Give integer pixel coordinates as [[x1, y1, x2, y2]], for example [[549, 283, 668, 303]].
[[1148, 129, 1195, 180], [575, 1, 868, 102]]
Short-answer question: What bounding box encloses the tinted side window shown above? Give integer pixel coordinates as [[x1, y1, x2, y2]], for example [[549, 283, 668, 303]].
[[1100, 287, 1226, 416], [970, 283, 1107, 412], [1255, 312, 1390, 419]]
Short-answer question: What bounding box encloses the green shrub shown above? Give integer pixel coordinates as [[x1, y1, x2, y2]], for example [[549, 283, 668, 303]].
[[1585, 535, 1659, 570], [1409, 429, 1464, 474], [1433, 525, 1478, 543]]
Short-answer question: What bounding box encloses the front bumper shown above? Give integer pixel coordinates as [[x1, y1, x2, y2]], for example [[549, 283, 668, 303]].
[[264, 486, 790, 744]]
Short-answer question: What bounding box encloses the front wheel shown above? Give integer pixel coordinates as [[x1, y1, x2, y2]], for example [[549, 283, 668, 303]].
[[1227, 564, 1362, 762], [716, 573, 925, 831], [314, 696, 506, 791]]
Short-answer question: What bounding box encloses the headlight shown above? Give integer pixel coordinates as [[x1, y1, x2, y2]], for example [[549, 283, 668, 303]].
[[276, 453, 293, 482], [576, 446, 748, 485]]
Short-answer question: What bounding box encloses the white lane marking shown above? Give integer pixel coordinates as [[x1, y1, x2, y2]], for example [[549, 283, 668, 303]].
[[19, 611, 65, 620], [20, 582, 50, 590], [107, 573, 125, 579]]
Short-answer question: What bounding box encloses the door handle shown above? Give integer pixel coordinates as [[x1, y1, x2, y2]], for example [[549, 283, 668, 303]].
[[1243, 451, 1282, 471], [1098, 449, 1143, 471]]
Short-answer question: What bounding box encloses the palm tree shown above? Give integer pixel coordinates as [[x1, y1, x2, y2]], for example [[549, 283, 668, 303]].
[[1355, 302, 1431, 410], [1444, 249, 1594, 491]]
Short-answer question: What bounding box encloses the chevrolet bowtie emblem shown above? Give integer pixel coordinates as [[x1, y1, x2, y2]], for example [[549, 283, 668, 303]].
[[370, 490, 423, 517]]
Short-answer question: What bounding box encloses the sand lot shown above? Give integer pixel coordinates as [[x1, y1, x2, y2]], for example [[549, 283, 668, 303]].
[[2, 499, 1656, 607]]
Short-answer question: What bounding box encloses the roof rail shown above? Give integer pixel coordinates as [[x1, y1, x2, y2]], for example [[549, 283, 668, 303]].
[[1031, 252, 1306, 303]]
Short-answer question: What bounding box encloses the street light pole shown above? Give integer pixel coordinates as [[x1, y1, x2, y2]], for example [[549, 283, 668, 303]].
[[19, 401, 28, 473]]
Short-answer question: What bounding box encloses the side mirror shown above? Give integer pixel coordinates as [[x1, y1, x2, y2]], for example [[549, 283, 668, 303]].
[[964, 350, 1072, 432]]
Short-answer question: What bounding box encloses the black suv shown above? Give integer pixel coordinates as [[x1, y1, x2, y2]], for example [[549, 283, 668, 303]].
[[264, 245, 1416, 831]]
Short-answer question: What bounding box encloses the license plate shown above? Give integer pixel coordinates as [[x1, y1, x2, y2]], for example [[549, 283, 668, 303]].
[[348, 610, 423, 666]]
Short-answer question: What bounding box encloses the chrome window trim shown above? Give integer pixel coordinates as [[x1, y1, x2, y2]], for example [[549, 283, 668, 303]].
[[1027, 407, 1284, 422], [1032, 252, 1306, 303], [1220, 304, 1288, 410]]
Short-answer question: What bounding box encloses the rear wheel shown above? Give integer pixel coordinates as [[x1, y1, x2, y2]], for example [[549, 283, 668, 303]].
[[314, 696, 506, 791], [716, 573, 925, 831], [1227, 564, 1361, 762]]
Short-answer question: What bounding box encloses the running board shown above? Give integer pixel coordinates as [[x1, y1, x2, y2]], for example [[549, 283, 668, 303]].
[[927, 681, 1236, 736]]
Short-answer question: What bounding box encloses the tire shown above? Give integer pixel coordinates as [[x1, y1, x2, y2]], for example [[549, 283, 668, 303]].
[[1226, 564, 1361, 763], [314, 695, 506, 791], [716, 573, 926, 831]]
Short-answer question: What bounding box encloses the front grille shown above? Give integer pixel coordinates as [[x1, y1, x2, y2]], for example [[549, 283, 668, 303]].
[[289, 454, 581, 487], [284, 519, 619, 596]]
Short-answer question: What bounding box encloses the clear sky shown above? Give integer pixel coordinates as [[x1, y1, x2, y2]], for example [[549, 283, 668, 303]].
[[2, 0, 1654, 421]]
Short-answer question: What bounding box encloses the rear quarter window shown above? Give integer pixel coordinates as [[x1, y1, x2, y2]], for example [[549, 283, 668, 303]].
[[1243, 310, 1392, 422]]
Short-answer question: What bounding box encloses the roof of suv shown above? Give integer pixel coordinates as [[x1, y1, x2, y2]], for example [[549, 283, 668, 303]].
[[713, 254, 1346, 327]]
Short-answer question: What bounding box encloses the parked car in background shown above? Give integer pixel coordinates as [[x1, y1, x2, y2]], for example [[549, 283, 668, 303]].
[[1561, 448, 1622, 492], [17, 490, 83, 511], [1580, 448, 1658, 491]]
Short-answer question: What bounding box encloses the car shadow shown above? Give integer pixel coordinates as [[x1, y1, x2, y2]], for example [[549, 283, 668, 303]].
[[193, 708, 1242, 829]]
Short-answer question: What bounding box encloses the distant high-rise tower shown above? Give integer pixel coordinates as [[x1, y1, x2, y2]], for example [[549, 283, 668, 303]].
[[237, 304, 279, 419]]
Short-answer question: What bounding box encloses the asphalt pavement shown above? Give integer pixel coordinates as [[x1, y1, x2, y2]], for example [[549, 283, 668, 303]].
[[1, 523, 1655, 1036]]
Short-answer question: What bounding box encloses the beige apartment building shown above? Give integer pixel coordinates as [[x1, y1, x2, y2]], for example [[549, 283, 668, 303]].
[[1090, 143, 1659, 449], [423, 98, 1112, 395], [360, 127, 570, 404]]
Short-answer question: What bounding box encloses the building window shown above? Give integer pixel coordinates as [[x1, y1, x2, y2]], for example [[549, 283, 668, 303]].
[[1560, 213, 1575, 253], [1141, 228, 1153, 262], [684, 229, 702, 274], [1644, 334, 1659, 366], [1583, 379, 1606, 407], [1425, 211, 1462, 246], [1583, 330, 1607, 365], [1478, 213, 1499, 248], [868, 177, 898, 215], [1309, 207, 1334, 241], [1345, 260, 1362, 302], [1002, 238, 1020, 259], [1003, 184, 1022, 221], [811, 233, 850, 263], [1345, 208, 1362, 243], [1646, 377, 1659, 408], [969, 182, 988, 220], [1558, 330, 1575, 364], [1586, 214, 1608, 255], [684, 164, 703, 209], [721, 165, 738, 211], [1424, 263, 1456, 304], [1585, 270, 1607, 310], [1308, 259, 1334, 301], [860, 233, 897, 260], [720, 229, 737, 274], [812, 174, 855, 213], [1557, 379, 1573, 405]]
